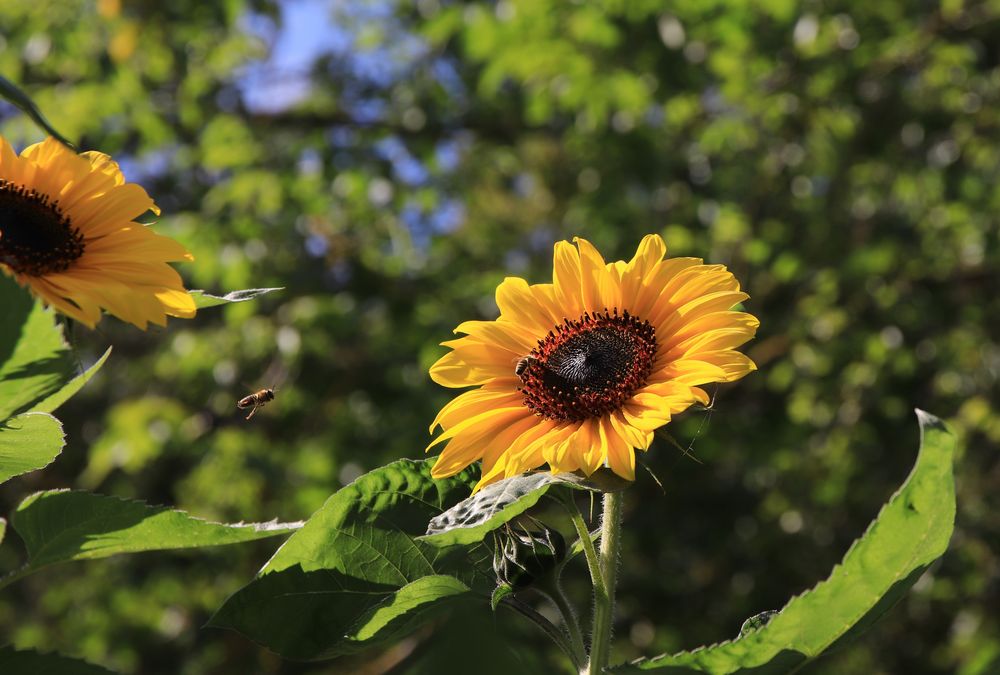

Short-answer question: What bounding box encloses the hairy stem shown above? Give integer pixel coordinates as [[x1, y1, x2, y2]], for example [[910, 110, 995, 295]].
[[548, 573, 587, 667], [564, 494, 605, 603], [587, 491, 623, 674], [502, 595, 584, 670]]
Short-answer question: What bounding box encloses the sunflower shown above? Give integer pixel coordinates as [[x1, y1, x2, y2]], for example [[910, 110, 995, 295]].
[[428, 235, 758, 492], [0, 136, 195, 329]]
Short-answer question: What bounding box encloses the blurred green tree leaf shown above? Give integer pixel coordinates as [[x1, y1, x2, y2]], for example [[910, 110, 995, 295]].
[[0, 646, 117, 674]]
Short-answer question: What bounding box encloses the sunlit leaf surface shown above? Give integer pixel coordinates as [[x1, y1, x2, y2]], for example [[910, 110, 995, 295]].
[[11, 490, 301, 570], [618, 411, 956, 674], [424, 471, 597, 546], [0, 278, 76, 422], [210, 459, 491, 659], [0, 413, 64, 485]]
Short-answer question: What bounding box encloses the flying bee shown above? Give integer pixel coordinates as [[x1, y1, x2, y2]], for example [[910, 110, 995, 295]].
[[237, 387, 275, 420], [515, 354, 539, 380]]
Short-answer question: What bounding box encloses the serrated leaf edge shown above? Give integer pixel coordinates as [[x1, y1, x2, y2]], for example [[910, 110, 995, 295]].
[[627, 409, 954, 670]]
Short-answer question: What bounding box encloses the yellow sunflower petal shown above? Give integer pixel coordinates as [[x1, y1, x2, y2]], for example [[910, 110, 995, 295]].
[[540, 422, 584, 468], [82, 151, 128, 186], [0, 136, 193, 329], [619, 234, 667, 309], [690, 386, 711, 406], [23, 143, 92, 199], [676, 351, 758, 382], [495, 276, 557, 337], [539, 423, 589, 475], [653, 358, 729, 386], [632, 256, 703, 318], [86, 227, 192, 261], [473, 418, 561, 491], [454, 319, 537, 354], [552, 240, 584, 315], [155, 288, 197, 318], [650, 264, 735, 311], [72, 255, 183, 283], [661, 311, 760, 352], [631, 387, 700, 418], [610, 260, 627, 282], [430, 339, 521, 388], [431, 406, 536, 480], [601, 415, 636, 481], [20, 274, 102, 327], [0, 136, 18, 168], [574, 237, 613, 311], [609, 410, 654, 450], [49, 274, 165, 329], [426, 404, 528, 452], [429, 389, 523, 433], [21, 137, 74, 170], [482, 416, 552, 469], [428, 234, 758, 491], [622, 402, 671, 431], [529, 282, 563, 324], [656, 291, 752, 342], [505, 422, 573, 479], [669, 326, 758, 358], [65, 183, 157, 227], [577, 419, 606, 476]]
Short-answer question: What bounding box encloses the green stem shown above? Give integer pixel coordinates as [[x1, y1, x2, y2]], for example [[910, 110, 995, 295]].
[[502, 595, 584, 670], [548, 574, 587, 667], [587, 491, 623, 674], [563, 494, 605, 602]]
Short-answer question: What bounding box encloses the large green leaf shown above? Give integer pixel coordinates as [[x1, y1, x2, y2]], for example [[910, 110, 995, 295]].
[[209, 459, 493, 660], [0, 278, 76, 422], [10, 490, 301, 570], [424, 471, 598, 547], [0, 413, 64, 485], [188, 287, 284, 308], [618, 410, 956, 674], [0, 646, 116, 674], [30, 347, 112, 415], [349, 575, 470, 644], [0, 275, 35, 367]]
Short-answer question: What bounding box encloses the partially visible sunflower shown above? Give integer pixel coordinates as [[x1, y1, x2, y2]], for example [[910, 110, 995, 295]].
[[0, 136, 195, 329], [428, 235, 758, 492]]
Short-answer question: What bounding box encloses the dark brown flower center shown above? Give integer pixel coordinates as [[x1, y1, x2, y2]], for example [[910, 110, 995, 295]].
[[0, 179, 85, 276], [517, 308, 657, 421]]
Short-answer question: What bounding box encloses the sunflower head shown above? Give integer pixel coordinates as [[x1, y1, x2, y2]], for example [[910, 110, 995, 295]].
[[0, 136, 196, 329], [428, 235, 759, 492]]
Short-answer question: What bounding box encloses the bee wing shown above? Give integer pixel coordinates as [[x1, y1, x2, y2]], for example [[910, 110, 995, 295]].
[[260, 359, 290, 391], [240, 361, 290, 398]]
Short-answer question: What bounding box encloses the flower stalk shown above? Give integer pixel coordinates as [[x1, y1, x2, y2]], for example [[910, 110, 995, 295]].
[[587, 491, 623, 674]]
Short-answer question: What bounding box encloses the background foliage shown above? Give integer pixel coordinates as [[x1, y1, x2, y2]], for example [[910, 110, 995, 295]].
[[0, 0, 997, 673]]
